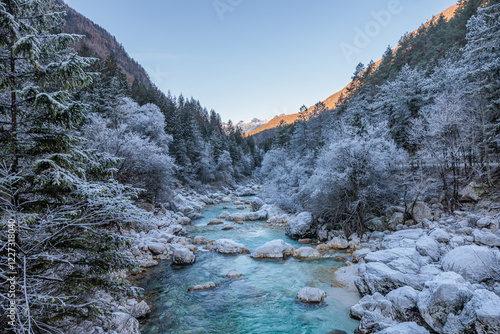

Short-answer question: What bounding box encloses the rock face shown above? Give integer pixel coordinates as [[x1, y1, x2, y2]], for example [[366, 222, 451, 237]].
[[252, 239, 294, 259], [417, 272, 473, 333], [296, 287, 326, 303], [172, 248, 195, 265], [212, 239, 250, 254], [285, 212, 316, 239], [188, 282, 217, 291], [441, 245, 500, 283], [291, 247, 322, 259]]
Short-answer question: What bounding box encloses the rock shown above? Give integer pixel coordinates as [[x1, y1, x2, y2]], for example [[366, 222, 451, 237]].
[[177, 217, 192, 226], [296, 287, 326, 303], [251, 198, 264, 212], [207, 219, 224, 226], [326, 237, 349, 250], [291, 247, 322, 259], [128, 300, 151, 318], [364, 247, 423, 266], [459, 181, 483, 202], [298, 238, 312, 244], [376, 322, 430, 334], [417, 272, 473, 333], [411, 202, 432, 223], [285, 212, 316, 240], [350, 293, 396, 332], [388, 212, 405, 230], [172, 248, 195, 265], [448, 289, 500, 334], [380, 229, 424, 249], [386, 286, 419, 322], [365, 217, 388, 232], [352, 248, 372, 263], [473, 229, 500, 247], [217, 211, 230, 219], [148, 242, 167, 255], [225, 269, 243, 278], [237, 187, 257, 196], [334, 263, 360, 292], [327, 330, 348, 334], [110, 312, 140, 334], [334, 256, 346, 262], [252, 239, 294, 259], [415, 236, 440, 262], [221, 225, 234, 230], [192, 236, 207, 245], [213, 239, 250, 254], [188, 282, 217, 291], [476, 217, 493, 228], [222, 196, 232, 203], [429, 228, 450, 243], [441, 245, 500, 283]]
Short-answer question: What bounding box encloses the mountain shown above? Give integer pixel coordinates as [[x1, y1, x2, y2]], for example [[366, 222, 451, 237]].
[[246, 3, 459, 142], [234, 118, 270, 134], [56, 0, 151, 87]]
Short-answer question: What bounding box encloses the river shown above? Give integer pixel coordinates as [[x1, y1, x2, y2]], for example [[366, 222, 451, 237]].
[[136, 197, 360, 334]]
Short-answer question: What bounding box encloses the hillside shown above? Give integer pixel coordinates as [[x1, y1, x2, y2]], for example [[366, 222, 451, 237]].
[[56, 0, 151, 87], [246, 3, 459, 141]]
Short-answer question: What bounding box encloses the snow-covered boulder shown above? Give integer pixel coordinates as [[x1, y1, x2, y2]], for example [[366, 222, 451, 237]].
[[386, 286, 419, 322], [291, 247, 322, 259], [380, 229, 424, 249], [296, 287, 326, 303], [251, 197, 265, 212], [217, 211, 230, 219], [352, 248, 372, 263], [429, 228, 450, 243], [416, 236, 440, 262], [172, 248, 195, 265], [192, 236, 207, 245], [350, 293, 396, 332], [252, 239, 294, 259], [417, 272, 473, 333], [225, 269, 243, 278], [441, 245, 500, 283], [473, 229, 500, 247], [147, 242, 167, 255], [212, 239, 249, 254], [285, 212, 316, 240]]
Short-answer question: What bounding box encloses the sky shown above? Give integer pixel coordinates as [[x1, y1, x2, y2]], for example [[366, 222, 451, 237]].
[[65, 0, 458, 123]]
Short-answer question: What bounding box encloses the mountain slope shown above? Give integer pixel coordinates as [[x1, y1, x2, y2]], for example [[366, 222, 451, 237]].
[[57, 0, 151, 87], [246, 3, 459, 141]]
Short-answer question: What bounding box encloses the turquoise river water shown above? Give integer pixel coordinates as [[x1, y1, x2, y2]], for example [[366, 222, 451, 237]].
[[136, 198, 360, 334]]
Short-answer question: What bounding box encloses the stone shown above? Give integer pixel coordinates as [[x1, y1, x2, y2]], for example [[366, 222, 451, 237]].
[[417, 272, 473, 333], [476, 217, 493, 229], [415, 236, 440, 262], [441, 245, 500, 283], [473, 229, 500, 247], [380, 229, 423, 249], [252, 239, 294, 259], [128, 300, 151, 318], [334, 256, 346, 262], [327, 330, 348, 334], [459, 181, 483, 202], [212, 239, 250, 254], [451, 289, 500, 334], [207, 219, 224, 226], [192, 236, 207, 245], [411, 202, 432, 223], [188, 282, 217, 291], [429, 228, 450, 243], [147, 242, 167, 255], [291, 247, 322, 259], [326, 237, 349, 250], [388, 212, 405, 230], [350, 293, 397, 333], [352, 248, 372, 263], [172, 248, 195, 265], [296, 287, 326, 303], [386, 286, 419, 322], [251, 198, 264, 212], [298, 238, 312, 244], [177, 217, 192, 226], [225, 270, 243, 278], [110, 312, 140, 334], [222, 196, 232, 203], [285, 212, 316, 240], [365, 217, 388, 231], [376, 322, 430, 334], [221, 225, 234, 230], [217, 211, 230, 219]]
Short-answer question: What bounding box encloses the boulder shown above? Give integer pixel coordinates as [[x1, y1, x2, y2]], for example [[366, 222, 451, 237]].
[[476, 217, 493, 229], [296, 287, 326, 303], [225, 270, 243, 278], [192, 236, 207, 245], [298, 238, 312, 244], [411, 202, 432, 223], [376, 322, 430, 334], [251, 198, 265, 212], [380, 229, 424, 249], [365, 217, 388, 232], [291, 247, 322, 259], [386, 286, 419, 322], [172, 248, 195, 265], [447, 289, 500, 334], [252, 239, 294, 259], [350, 293, 396, 333], [285, 212, 316, 240], [415, 236, 440, 262], [417, 272, 473, 333], [388, 212, 405, 230], [188, 282, 217, 291], [127, 300, 151, 319], [207, 219, 224, 226], [221, 225, 234, 230], [217, 211, 230, 219], [441, 245, 500, 283], [429, 228, 450, 243], [352, 248, 372, 263], [473, 229, 500, 247], [148, 242, 167, 255], [213, 239, 250, 254], [110, 312, 140, 334], [459, 181, 483, 202]]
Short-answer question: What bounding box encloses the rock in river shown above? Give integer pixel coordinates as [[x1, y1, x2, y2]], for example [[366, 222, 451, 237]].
[[172, 248, 195, 265], [297, 287, 326, 303], [213, 239, 250, 254], [252, 239, 294, 259], [188, 282, 217, 291]]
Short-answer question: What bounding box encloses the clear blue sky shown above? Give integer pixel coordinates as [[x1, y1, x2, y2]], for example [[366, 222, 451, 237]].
[[65, 0, 458, 123]]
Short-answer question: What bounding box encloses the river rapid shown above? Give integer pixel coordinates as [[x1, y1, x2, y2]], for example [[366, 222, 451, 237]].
[[136, 198, 360, 334]]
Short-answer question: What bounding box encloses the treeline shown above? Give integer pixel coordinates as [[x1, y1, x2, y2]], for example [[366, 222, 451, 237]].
[[259, 0, 500, 237]]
